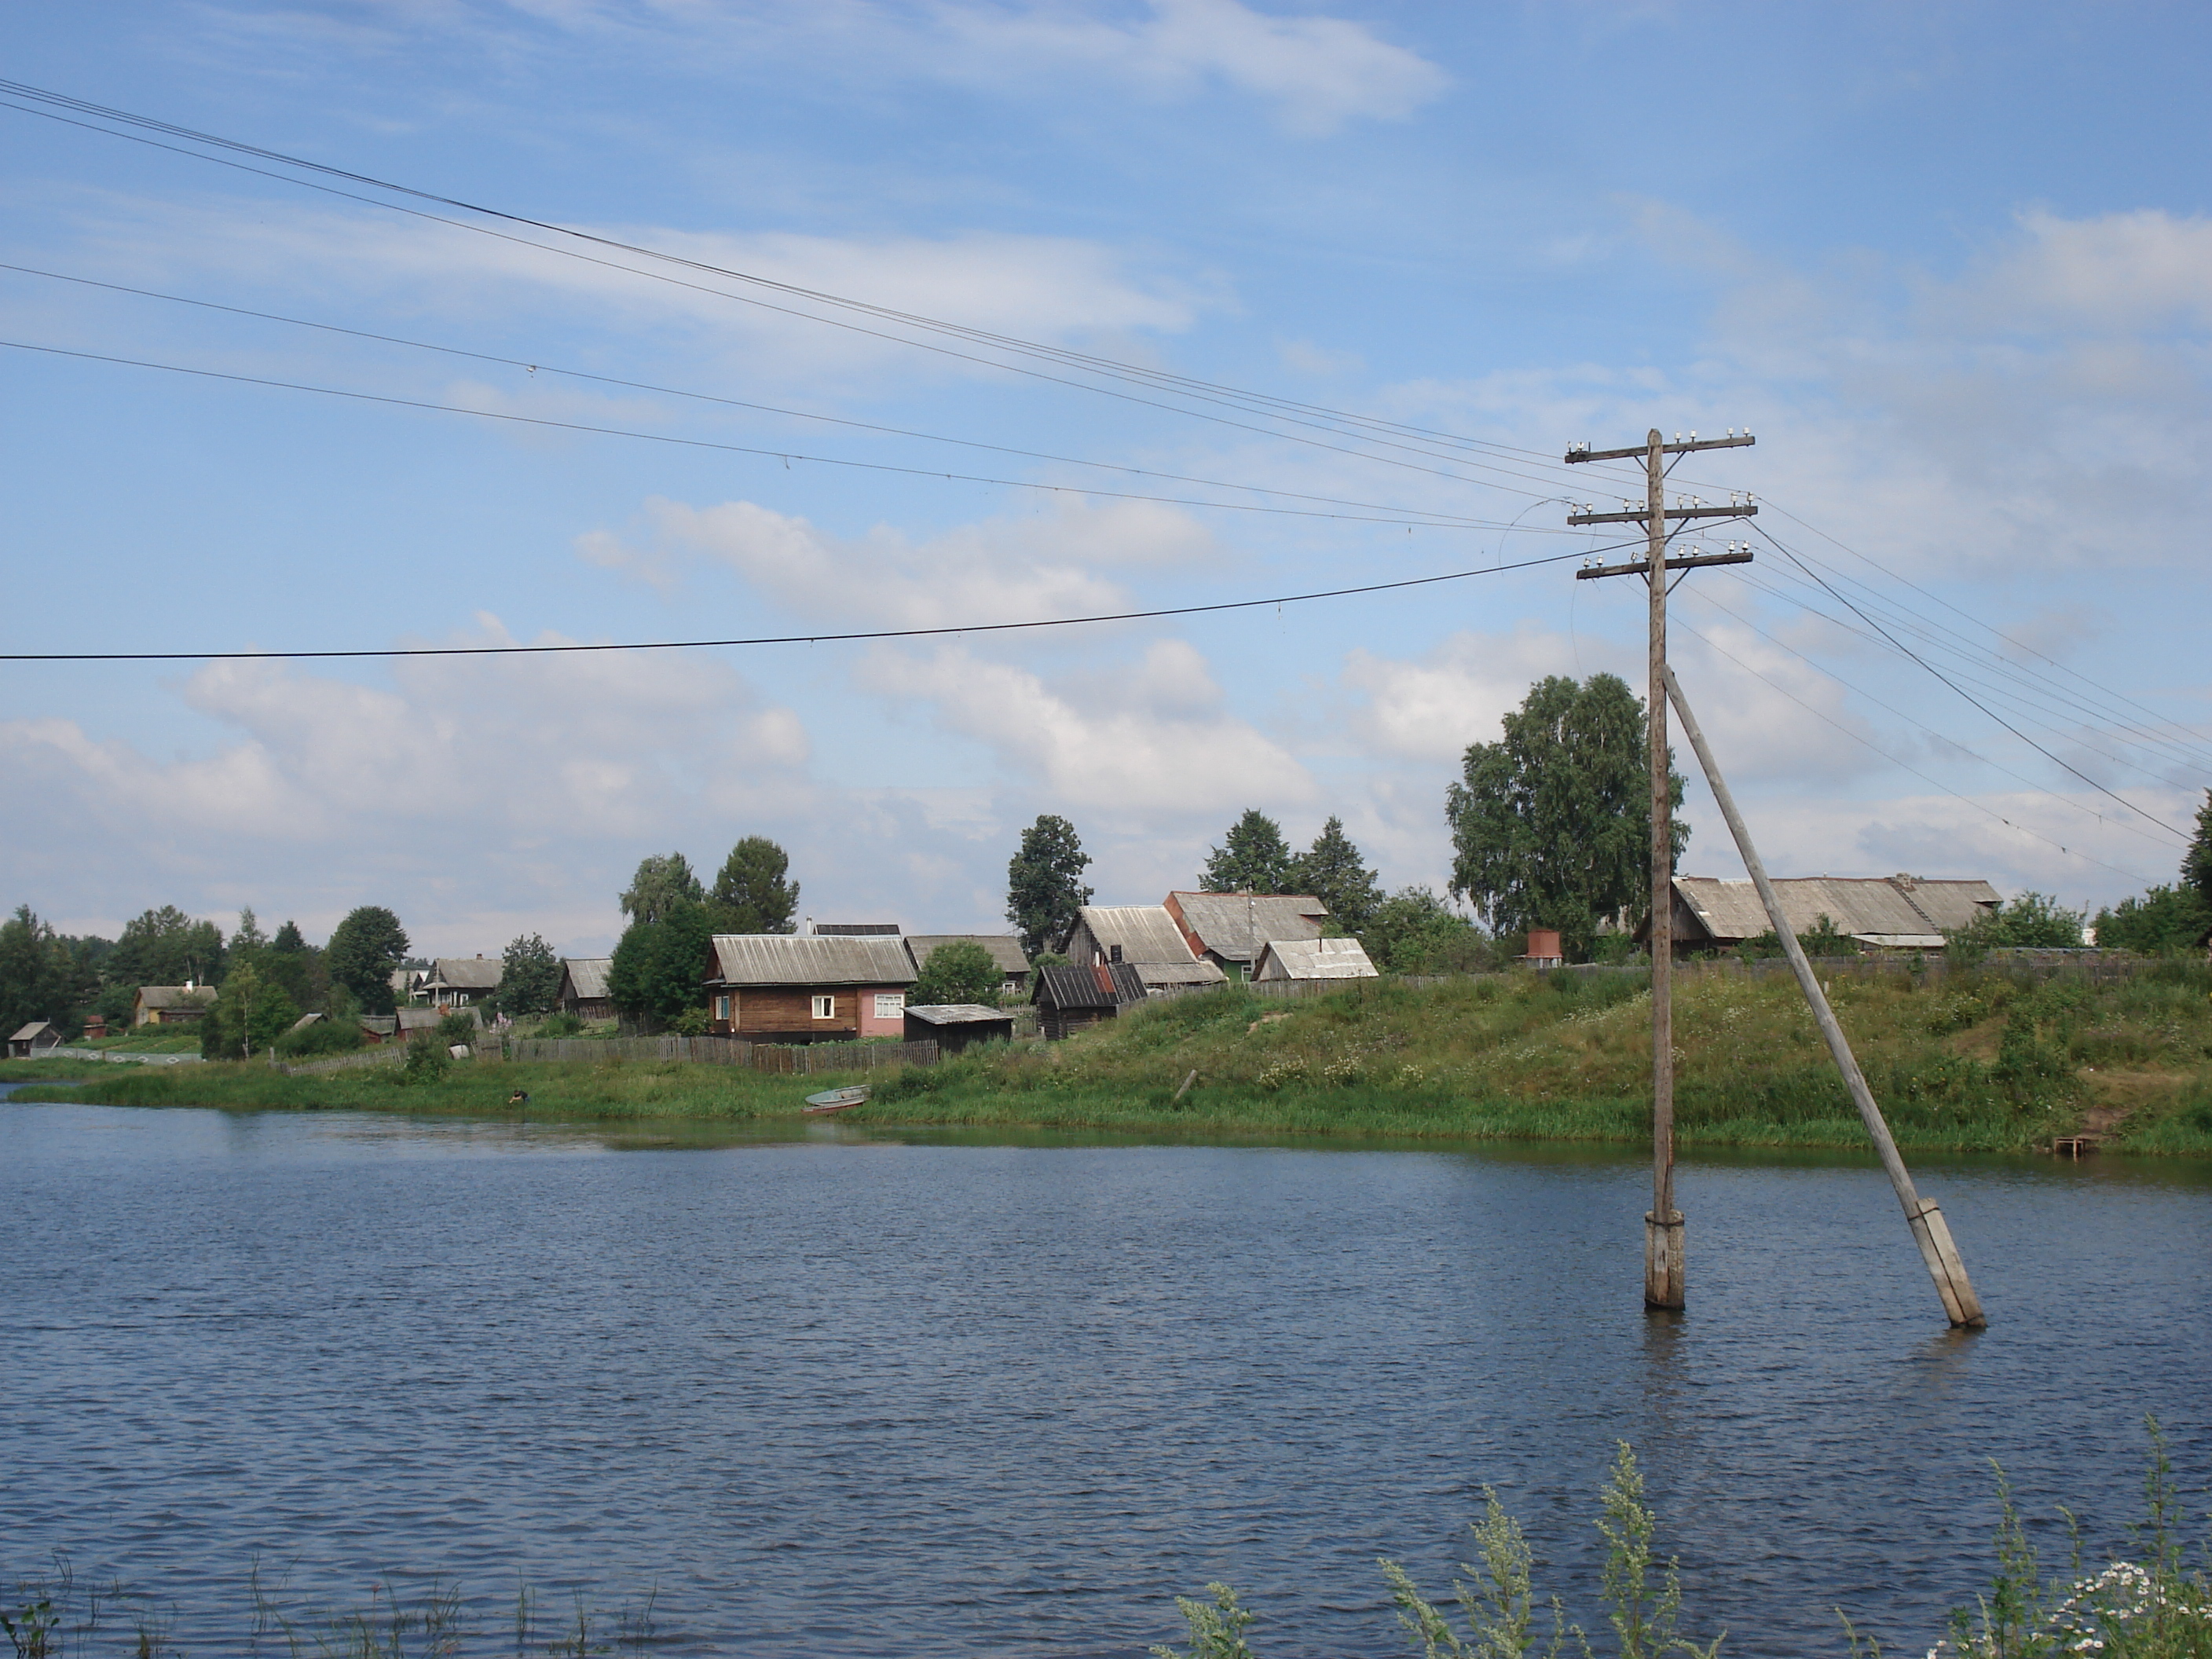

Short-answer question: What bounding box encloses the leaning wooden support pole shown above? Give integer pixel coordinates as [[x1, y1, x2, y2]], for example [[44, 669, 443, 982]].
[[1661, 665, 1986, 1328]]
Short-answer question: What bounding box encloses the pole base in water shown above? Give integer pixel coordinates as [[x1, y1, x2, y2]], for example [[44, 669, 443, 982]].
[[1644, 1210, 1685, 1309], [1907, 1199, 1987, 1328]]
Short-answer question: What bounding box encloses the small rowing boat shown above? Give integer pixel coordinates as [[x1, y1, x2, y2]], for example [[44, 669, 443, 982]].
[[803, 1084, 870, 1115]]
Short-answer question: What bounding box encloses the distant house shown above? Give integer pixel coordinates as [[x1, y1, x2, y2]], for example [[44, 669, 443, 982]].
[[423, 957, 504, 1008], [903, 1003, 1016, 1053], [903, 934, 1032, 997], [359, 1007, 480, 1045], [1057, 906, 1228, 994], [7, 1021, 63, 1058], [134, 985, 218, 1027], [389, 966, 428, 1004], [556, 958, 613, 1021], [1164, 892, 1330, 980], [1031, 961, 1149, 1041], [1253, 936, 1379, 983], [701, 935, 917, 1043], [1654, 874, 2002, 952]]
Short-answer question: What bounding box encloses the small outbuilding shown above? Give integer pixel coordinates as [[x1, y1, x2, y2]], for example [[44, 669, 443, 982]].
[[1252, 936, 1379, 983], [903, 1002, 1016, 1053], [1031, 961, 1148, 1041], [556, 958, 614, 1021], [7, 1020, 63, 1058]]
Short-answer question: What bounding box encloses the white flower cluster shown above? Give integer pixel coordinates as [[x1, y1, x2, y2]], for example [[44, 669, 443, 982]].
[[1928, 1559, 2212, 1657]]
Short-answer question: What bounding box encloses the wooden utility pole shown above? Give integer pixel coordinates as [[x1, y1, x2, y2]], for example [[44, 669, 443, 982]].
[[1567, 428, 1756, 1309]]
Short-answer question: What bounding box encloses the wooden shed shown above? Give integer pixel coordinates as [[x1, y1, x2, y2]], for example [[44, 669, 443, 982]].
[[1031, 961, 1148, 1041], [556, 958, 613, 1021], [1057, 906, 1226, 994], [903, 1003, 1016, 1053], [7, 1020, 63, 1058]]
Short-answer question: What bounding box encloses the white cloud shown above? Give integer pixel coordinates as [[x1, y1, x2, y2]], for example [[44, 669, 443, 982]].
[[864, 638, 1313, 818]]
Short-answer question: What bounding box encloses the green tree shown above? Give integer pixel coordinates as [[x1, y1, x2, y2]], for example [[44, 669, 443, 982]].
[[2185, 789, 2212, 910], [1005, 814, 1094, 958], [1357, 887, 1500, 975], [200, 960, 300, 1060], [910, 940, 1002, 1007], [708, 837, 800, 933], [1948, 892, 2085, 952], [0, 905, 81, 1038], [1202, 809, 1295, 894], [491, 932, 564, 1017], [1288, 816, 1382, 932], [259, 919, 334, 1014], [607, 901, 715, 1028], [1447, 673, 1686, 963], [2093, 884, 2212, 954], [621, 851, 705, 925], [324, 906, 411, 1016], [110, 905, 226, 989]]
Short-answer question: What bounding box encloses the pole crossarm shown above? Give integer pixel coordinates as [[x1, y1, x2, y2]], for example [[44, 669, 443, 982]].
[[1567, 504, 1757, 526], [1577, 550, 1754, 581], [1566, 434, 1756, 463]]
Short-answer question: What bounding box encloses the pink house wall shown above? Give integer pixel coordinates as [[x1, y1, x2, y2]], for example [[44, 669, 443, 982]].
[[857, 986, 909, 1037]]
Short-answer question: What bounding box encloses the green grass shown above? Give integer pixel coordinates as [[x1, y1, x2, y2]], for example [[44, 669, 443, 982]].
[[19, 963, 2212, 1154]]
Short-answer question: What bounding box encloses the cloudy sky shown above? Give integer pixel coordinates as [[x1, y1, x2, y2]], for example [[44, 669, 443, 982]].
[[3, 1, 2209, 956]]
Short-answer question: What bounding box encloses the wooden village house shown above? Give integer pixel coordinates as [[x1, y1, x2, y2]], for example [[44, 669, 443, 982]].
[[1057, 906, 1226, 995], [1163, 891, 1329, 981], [1654, 873, 2001, 952], [1252, 936, 1379, 983], [423, 957, 503, 1008], [555, 958, 613, 1021], [133, 984, 218, 1026], [1031, 961, 1148, 1041], [701, 935, 916, 1043], [903, 933, 1032, 996]]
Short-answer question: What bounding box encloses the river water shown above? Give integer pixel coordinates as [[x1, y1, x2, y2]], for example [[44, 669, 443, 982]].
[[2, 1093, 2207, 1657]]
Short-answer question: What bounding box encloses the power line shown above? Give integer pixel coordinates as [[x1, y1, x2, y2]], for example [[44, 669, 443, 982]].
[[0, 336, 1580, 533], [0, 541, 1630, 664], [0, 260, 1534, 532]]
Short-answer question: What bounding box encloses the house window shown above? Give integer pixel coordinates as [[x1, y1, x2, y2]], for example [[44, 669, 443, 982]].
[[811, 994, 836, 1020], [712, 994, 732, 1022], [873, 994, 904, 1020]]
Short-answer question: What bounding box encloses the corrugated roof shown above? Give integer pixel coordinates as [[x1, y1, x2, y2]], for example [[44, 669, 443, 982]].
[[1672, 875, 2001, 944], [1132, 960, 1229, 988], [136, 986, 218, 1009], [1071, 906, 1203, 964], [1166, 892, 1328, 961], [1033, 961, 1148, 1009], [10, 1021, 58, 1042], [427, 957, 504, 991], [1253, 936, 1379, 981], [904, 934, 1031, 975], [705, 934, 917, 987], [903, 1003, 1016, 1026], [561, 958, 613, 1000]]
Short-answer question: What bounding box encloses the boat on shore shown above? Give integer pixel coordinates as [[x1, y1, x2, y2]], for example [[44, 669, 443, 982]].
[[803, 1085, 870, 1115]]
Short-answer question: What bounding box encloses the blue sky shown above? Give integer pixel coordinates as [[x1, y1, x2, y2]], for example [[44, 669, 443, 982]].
[[3, 1, 2209, 956]]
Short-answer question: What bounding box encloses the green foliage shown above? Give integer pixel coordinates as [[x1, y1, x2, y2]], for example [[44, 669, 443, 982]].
[[911, 939, 1002, 1006], [274, 1015, 364, 1059], [1447, 674, 1687, 964], [1150, 1584, 1258, 1659], [1734, 913, 1863, 961], [2093, 886, 2212, 954], [493, 932, 563, 1017], [325, 906, 411, 1016], [1006, 814, 1095, 958], [668, 1005, 711, 1037], [539, 1011, 586, 1038], [256, 917, 334, 1015], [708, 836, 800, 934], [1289, 815, 1382, 932], [620, 852, 705, 926], [1383, 1485, 1570, 1659], [1359, 888, 1500, 974], [1202, 808, 1295, 895], [200, 961, 300, 1060], [434, 1011, 479, 1049], [2187, 790, 2212, 910], [0, 904, 86, 1038], [111, 904, 227, 991], [1031, 951, 1071, 971], [607, 901, 715, 1027], [1947, 892, 2086, 955]]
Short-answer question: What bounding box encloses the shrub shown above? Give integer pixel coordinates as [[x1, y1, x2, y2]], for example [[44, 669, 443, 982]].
[[397, 1031, 448, 1084], [910, 940, 1002, 1007], [273, 1017, 364, 1059], [538, 1011, 585, 1038]]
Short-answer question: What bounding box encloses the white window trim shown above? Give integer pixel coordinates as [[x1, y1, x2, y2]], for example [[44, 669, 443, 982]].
[[811, 994, 837, 1020], [873, 993, 906, 1020]]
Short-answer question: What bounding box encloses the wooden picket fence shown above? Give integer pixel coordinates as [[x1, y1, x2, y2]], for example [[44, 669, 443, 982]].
[[503, 1034, 938, 1075]]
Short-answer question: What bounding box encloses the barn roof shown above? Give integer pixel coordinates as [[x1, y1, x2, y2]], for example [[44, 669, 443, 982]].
[[560, 958, 613, 1000], [1032, 961, 1148, 1010], [904, 934, 1031, 975], [1165, 892, 1329, 961], [135, 985, 218, 1009], [10, 1021, 58, 1042], [1071, 905, 1203, 963], [1253, 936, 1379, 981], [705, 934, 917, 987], [1670, 875, 2001, 947], [427, 957, 504, 991], [903, 1003, 1016, 1027]]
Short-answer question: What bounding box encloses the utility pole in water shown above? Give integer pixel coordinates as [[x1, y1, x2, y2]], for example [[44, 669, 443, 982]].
[[1566, 427, 1756, 1309]]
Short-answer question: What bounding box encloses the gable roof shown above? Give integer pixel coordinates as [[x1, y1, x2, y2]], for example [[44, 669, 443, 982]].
[[1032, 961, 1149, 1010], [426, 957, 504, 991], [560, 958, 613, 1000], [705, 934, 917, 987], [904, 934, 1031, 975], [135, 985, 218, 1010], [1069, 905, 1204, 964], [9, 1021, 59, 1042], [903, 1003, 1016, 1027], [1669, 875, 2001, 947], [1254, 936, 1379, 981], [1165, 892, 1329, 962]]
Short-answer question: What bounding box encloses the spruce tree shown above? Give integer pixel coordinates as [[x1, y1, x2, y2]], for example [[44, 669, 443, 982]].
[[1291, 816, 1382, 930], [1201, 809, 1294, 894], [1006, 815, 1093, 958]]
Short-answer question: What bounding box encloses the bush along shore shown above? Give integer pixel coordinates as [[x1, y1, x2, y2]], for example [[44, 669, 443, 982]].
[[13, 959, 2212, 1154]]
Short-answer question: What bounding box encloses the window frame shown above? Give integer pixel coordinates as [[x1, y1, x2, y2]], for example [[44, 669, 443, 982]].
[[811, 994, 837, 1020]]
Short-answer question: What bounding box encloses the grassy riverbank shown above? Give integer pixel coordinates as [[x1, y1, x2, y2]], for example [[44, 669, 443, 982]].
[[19, 961, 2212, 1153]]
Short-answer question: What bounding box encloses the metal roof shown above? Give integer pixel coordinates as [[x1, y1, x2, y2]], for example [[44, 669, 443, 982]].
[[1131, 960, 1229, 989], [1253, 936, 1379, 981], [1071, 906, 1204, 964], [815, 922, 902, 936], [560, 958, 613, 1000], [427, 957, 504, 991], [903, 1003, 1016, 1026], [10, 1021, 58, 1042], [705, 934, 917, 987], [1671, 875, 2001, 945], [1032, 961, 1149, 1010], [904, 934, 1031, 975], [135, 986, 217, 1009], [1165, 892, 1328, 961]]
